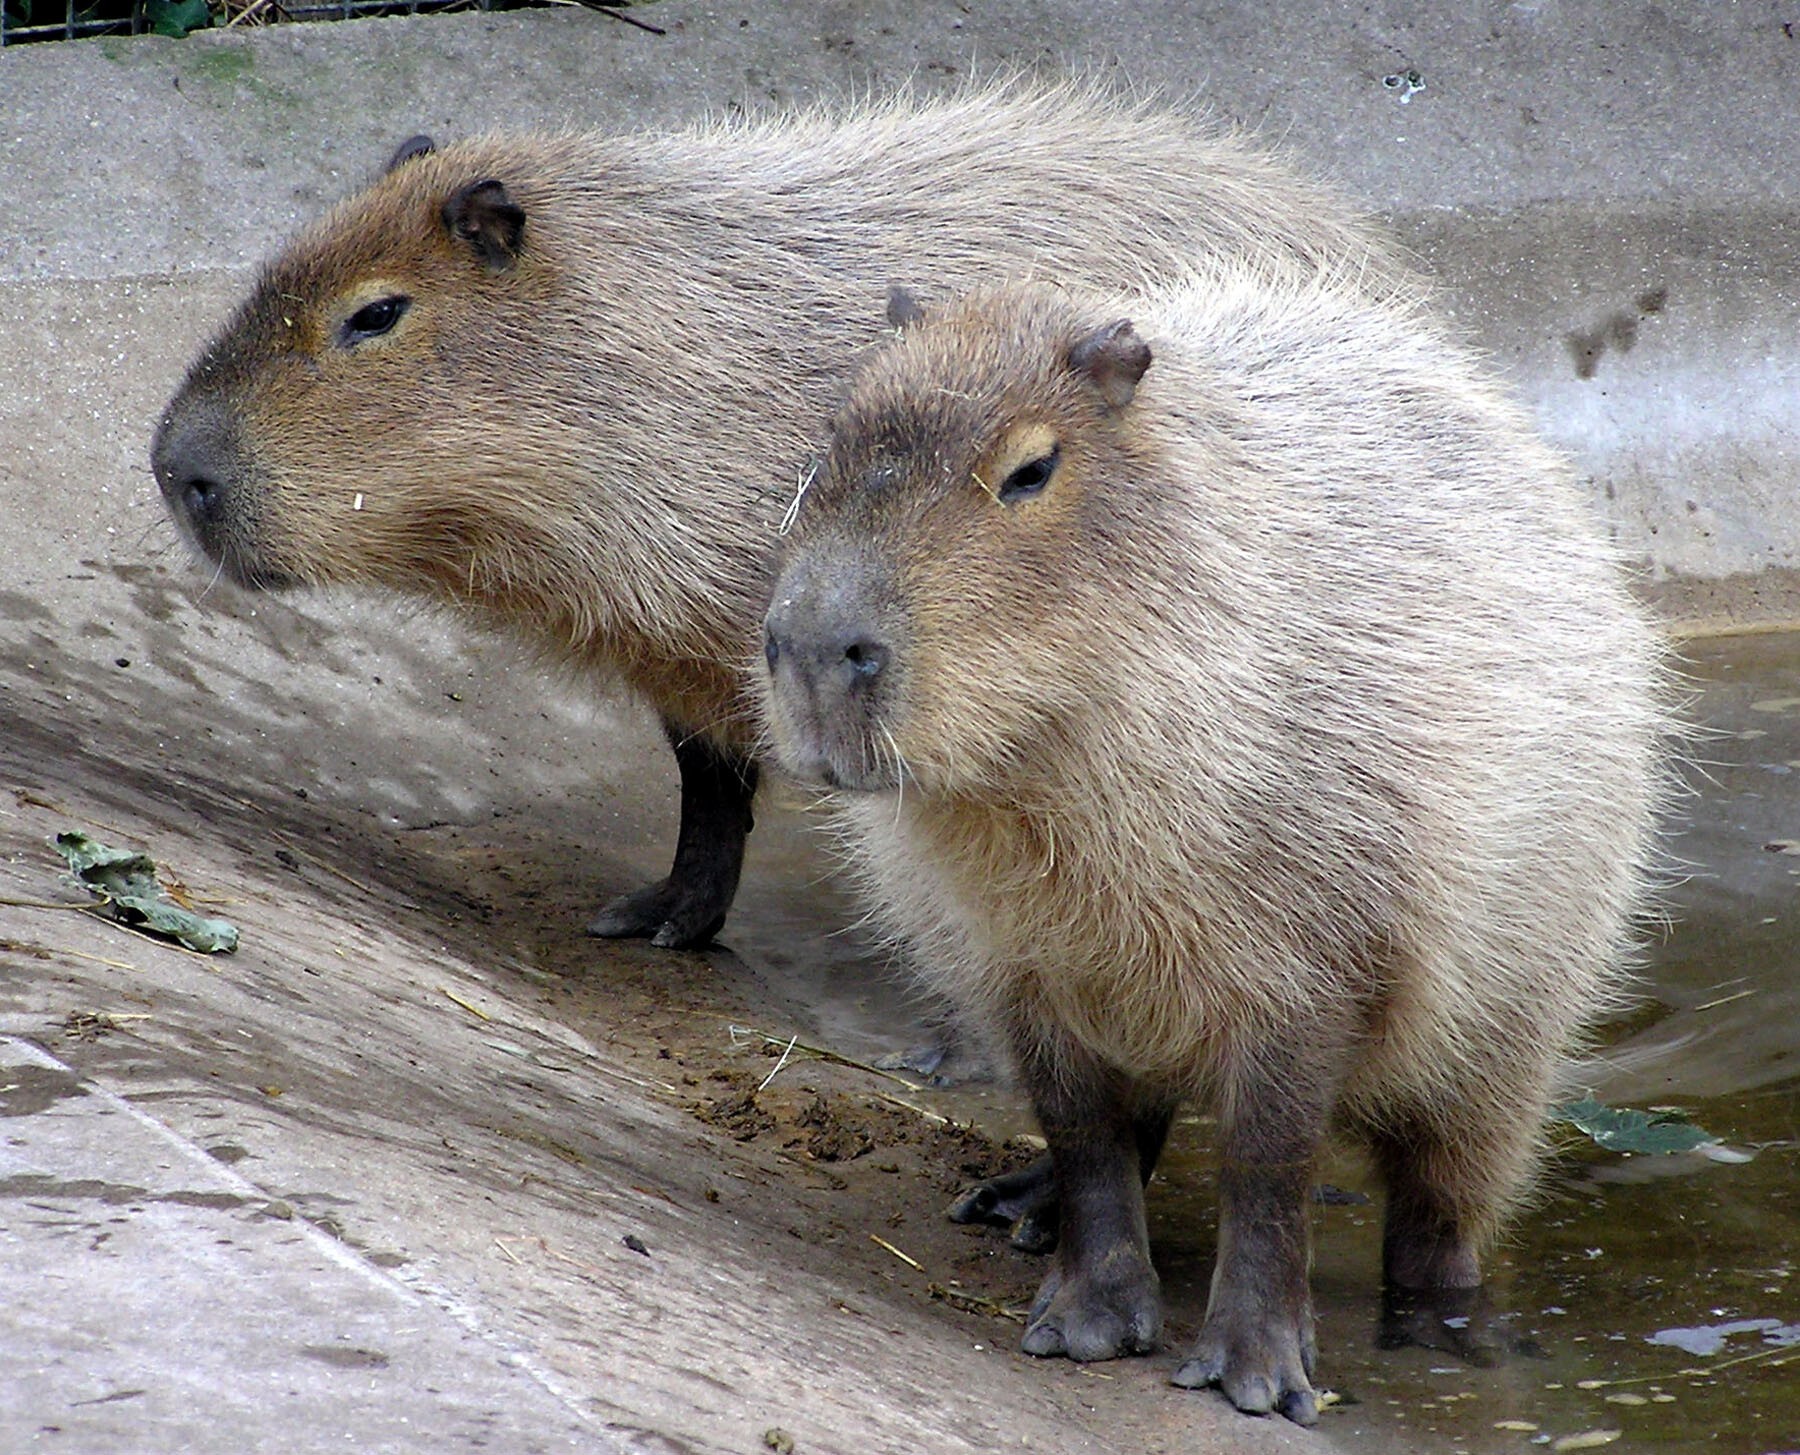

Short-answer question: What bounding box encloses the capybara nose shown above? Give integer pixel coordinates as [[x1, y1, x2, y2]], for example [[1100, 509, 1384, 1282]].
[[765, 609, 889, 695], [152, 441, 220, 528], [173, 467, 226, 528], [152, 404, 237, 533], [842, 636, 888, 681]]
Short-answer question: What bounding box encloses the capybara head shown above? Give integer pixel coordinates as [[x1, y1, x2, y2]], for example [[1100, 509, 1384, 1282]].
[[762, 285, 1154, 795], [151, 136, 567, 597]]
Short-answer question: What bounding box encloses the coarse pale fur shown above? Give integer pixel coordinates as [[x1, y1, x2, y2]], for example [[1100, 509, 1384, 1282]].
[[156, 78, 1410, 746], [770, 266, 1675, 1245]]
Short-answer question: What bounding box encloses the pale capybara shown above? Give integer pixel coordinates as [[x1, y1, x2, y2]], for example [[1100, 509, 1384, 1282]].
[[759, 275, 1671, 1423], [150, 82, 1411, 950]]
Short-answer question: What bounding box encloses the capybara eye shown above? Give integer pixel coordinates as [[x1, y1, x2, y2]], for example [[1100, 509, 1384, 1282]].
[[339, 295, 411, 347], [998, 447, 1060, 504]]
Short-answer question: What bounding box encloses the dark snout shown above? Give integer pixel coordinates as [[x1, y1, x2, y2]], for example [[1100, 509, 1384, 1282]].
[[151, 395, 282, 587], [762, 551, 901, 791]]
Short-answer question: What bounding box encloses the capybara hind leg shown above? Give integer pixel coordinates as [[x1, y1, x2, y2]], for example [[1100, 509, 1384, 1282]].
[[1380, 1167, 1482, 1291], [950, 1158, 1060, 1253], [1011, 1037, 1161, 1362], [1174, 1034, 1340, 1427], [951, 1107, 1174, 1255], [1370, 1102, 1538, 1291], [588, 726, 757, 948]]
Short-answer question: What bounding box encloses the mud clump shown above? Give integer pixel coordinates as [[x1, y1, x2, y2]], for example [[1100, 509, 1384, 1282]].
[[794, 1093, 874, 1163], [695, 1086, 777, 1144]]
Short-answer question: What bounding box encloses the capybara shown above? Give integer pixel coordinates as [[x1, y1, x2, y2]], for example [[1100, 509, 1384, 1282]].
[[759, 274, 1670, 1423], [151, 82, 1410, 950]]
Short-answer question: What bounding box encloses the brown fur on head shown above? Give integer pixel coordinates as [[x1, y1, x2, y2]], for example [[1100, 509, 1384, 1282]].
[[764, 284, 1159, 796], [154, 146, 552, 598]]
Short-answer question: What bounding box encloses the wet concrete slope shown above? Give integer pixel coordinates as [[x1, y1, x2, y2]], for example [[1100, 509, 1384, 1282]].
[[0, 582, 1201, 1455], [0, 249, 1317, 1454]]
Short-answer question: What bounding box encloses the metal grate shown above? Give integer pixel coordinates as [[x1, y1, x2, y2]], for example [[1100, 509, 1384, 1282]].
[[0, 0, 518, 47]]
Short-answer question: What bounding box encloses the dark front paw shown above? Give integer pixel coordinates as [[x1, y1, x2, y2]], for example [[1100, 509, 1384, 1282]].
[[1019, 1246, 1160, 1363], [586, 878, 726, 949], [947, 1155, 1058, 1253], [1172, 1300, 1319, 1425]]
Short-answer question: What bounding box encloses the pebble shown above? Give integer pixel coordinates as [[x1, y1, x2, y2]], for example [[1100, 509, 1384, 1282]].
[[1551, 1431, 1623, 1452]]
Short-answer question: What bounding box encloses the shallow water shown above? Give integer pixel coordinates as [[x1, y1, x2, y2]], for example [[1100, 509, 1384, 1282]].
[[857, 629, 1800, 1454]]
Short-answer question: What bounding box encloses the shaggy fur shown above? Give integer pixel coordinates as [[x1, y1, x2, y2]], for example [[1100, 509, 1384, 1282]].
[[760, 269, 1674, 1423]]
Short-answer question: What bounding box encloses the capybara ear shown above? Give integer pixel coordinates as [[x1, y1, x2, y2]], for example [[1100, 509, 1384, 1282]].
[[387, 134, 436, 172], [886, 284, 927, 331], [443, 179, 526, 273], [1067, 319, 1153, 409]]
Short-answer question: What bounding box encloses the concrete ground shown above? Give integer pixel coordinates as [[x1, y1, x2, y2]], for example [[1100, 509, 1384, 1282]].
[[1, 4, 1795, 1453]]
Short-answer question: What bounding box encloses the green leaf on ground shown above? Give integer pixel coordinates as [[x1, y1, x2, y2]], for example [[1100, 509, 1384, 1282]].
[[1552, 1096, 1717, 1155], [54, 830, 238, 954]]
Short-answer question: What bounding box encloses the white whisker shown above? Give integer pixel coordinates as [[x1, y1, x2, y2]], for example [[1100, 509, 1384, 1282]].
[[195, 554, 227, 604], [777, 457, 819, 537], [878, 720, 908, 828]]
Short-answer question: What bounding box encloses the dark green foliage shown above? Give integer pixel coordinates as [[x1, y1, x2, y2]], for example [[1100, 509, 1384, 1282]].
[[1552, 1095, 1718, 1155], [0, 0, 204, 42], [147, 0, 211, 35]]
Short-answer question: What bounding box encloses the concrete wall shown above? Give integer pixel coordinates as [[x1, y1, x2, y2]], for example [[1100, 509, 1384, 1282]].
[[4, 1, 1796, 628]]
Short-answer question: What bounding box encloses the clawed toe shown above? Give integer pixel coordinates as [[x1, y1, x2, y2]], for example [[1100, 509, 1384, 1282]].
[[1277, 1387, 1320, 1425], [1174, 1312, 1318, 1426], [1019, 1251, 1160, 1364], [1170, 1350, 1222, 1389], [587, 881, 723, 948], [1023, 1304, 1158, 1363], [1173, 1355, 1319, 1426]]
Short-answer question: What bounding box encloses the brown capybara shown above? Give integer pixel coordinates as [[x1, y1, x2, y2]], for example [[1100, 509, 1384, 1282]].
[[150, 82, 1411, 951], [759, 274, 1671, 1423]]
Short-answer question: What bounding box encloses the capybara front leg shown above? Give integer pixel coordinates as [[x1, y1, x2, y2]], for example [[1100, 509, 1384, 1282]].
[[1173, 1035, 1338, 1426], [588, 724, 757, 949], [1009, 1037, 1162, 1362]]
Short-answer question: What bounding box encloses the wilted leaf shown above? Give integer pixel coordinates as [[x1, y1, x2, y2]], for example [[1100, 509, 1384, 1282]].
[[1551, 1096, 1717, 1155], [54, 830, 238, 954]]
